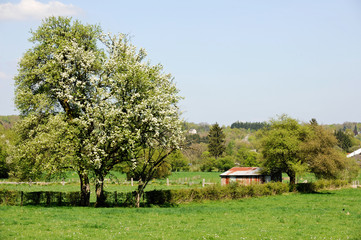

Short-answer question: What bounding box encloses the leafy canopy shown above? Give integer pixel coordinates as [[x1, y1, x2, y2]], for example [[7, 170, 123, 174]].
[[12, 16, 184, 206], [260, 115, 308, 184]]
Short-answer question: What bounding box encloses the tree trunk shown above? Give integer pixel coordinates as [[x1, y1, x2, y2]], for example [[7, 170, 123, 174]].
[[95, 175, 105, 207], [289, 173, 296, 185], [136, 191, 141, 208], [287, 171, 296, 191], [135, 181, 144, 208], [79, 172, 90, 206]]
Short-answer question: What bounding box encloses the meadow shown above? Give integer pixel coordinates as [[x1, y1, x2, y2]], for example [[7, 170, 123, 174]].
[[0, 171, 358, 204], [0, 171, 322, 192], [0, 172, 222, 192], [0, 188, 360, 239]]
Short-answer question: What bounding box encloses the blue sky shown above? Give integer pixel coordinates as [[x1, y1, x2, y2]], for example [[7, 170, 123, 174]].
[[1, 0, 360, 125]]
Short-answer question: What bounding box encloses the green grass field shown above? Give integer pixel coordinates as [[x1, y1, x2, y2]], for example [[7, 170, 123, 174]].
[[0, 188, 360, 239], [0, 172, 225, 203], [1, 171, 359, 204], [0, 171, 324, 192], [0, 172, 223, 192]]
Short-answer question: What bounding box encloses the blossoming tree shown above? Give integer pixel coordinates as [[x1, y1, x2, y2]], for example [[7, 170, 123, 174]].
[[13, 16, 184, 207]]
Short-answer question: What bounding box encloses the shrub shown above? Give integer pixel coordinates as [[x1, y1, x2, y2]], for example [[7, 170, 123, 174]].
[[0, 179, 349, 207], [297, 179, 349, 193], [24, 192, 43, 205], [117, 191, 136, 207], [253, 184, 272, 196], [169, 188, 191, 204], [267, 182, 289, 195], [203, 184, 223, 200], [145, 190, 172, 206], [225, 182, 242, 199], [0, 190, 19, 205], [65, 192, 81, 206], [296, 183, 316, 193], [189, 188, 204, 202]]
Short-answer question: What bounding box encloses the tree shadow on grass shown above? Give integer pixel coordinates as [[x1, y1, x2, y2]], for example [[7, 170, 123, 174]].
[[299, 191, 334, 195]]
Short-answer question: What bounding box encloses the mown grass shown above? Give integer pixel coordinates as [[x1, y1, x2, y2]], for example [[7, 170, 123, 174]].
[[1, 188, 360, 239]]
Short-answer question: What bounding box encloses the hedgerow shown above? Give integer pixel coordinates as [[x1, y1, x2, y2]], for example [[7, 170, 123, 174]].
[[0, 179, 351, 207]]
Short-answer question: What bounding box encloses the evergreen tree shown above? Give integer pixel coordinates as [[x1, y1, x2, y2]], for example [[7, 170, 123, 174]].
[[208, 123, 226, 159], [354, 125, 358, 136]]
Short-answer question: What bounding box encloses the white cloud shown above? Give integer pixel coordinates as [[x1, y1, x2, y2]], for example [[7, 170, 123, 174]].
[[0, 0, 82, 21]]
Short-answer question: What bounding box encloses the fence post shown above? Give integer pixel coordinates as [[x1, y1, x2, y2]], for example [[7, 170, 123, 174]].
[[202, 179, 205, 187], [131, 178, 133, 186], [167, 178, 169, 186]]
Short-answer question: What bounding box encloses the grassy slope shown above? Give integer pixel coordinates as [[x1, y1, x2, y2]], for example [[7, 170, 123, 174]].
[[1, 188, 360, 239]]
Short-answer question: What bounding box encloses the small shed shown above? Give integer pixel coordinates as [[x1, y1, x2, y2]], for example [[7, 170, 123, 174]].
[[220, 167, 271, 186]]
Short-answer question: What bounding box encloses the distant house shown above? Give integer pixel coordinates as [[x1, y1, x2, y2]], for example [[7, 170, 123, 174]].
[[220, 167, 271, 186], [188, 129, 197, 134]]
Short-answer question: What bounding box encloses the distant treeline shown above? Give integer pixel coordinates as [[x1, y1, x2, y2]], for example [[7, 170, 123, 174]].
[[230, 121, 267, 131]]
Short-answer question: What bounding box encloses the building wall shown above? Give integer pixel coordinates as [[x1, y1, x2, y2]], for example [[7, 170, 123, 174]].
[[221, 176, 266, 186]]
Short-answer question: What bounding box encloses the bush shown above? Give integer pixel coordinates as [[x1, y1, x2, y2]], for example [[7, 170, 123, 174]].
[[169, 188, 191, 204], [151, 182, 290, 205], [0, 190, 84, 206], [65, 192, 81, 206], [297, 179, 349, 193], [296, 183, 316, 193], [0, 179, 349, 207], [145, 190, 172, 206], [23, 192, 43, 205], [267, 182, 289, 195], [0, 190, 20, 205], [253, 184, 272, 196], [107, 191, 136, 207]]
